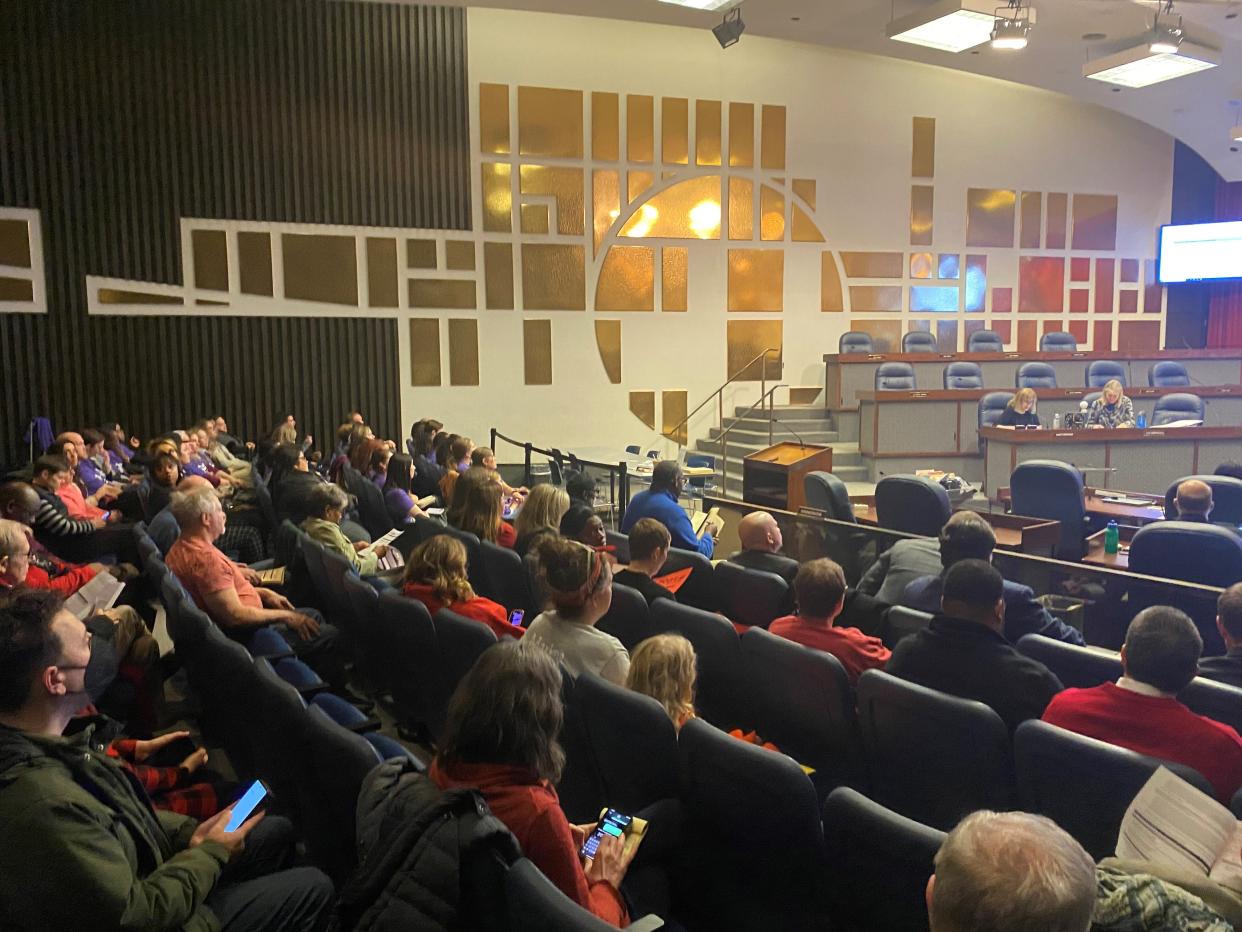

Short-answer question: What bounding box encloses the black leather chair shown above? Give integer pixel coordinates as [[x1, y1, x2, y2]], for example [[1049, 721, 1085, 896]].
[[318, 546, 360, 632], [1151, 392, 1205, 426], [943, 361, 982, 389], [595, 583, 653, 651], [874, 474, 951, 537], [1087, 360, 1127, 388], [303, 704, 382, 881], [967, 329, 1003, 353], [803, 471, 854, 521], [1180, 677, 1242, 736], [875, 362, 916, 391], [478, 540, 532, 611], [1164, 475, 1242, 526], [650, 600, 744, 727], [1150, 360, 1191, 387], [249, 657, 312, 819], [504, 858, 664, 932], [185, 621, 260, 775], [658, 546, 716, 611], [442, 526, 491, 596], [902, 331, 937, 354], [297, 533, 330, 613], [676, 718, 828, 931], [1039, 331, 1077, 352], [839, 331, 873, 355], [434, 606, 498, 704], [741, 628, 863, 793], [978, 392, 1014, 433], [351, 475, 396, 540], [1016, 634, 1120, 689], [1129, 521, 1242, 589], [822, 787, 944, 932], [374, 590, 439, 736], [1015, 719, 1214, 860], [1016, 361, 1057, 388], [341, 570, 386, 690], [713, 562, 788, 629], [856, 670, 1013, 830], [604, 529, 631, 563], [1011, 459, 1088, 560], [555, 667, 605, 824], [880, 605, 933, 648]]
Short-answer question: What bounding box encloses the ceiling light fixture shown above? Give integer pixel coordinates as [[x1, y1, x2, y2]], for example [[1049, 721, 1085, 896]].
[[1233, 126, 1242, 142], [1149, 12, 1185, 54], [657, 0, 735, 10], [712, 7, 745, 48], [886, 0, 1000, 53], [1083, 39, 1218, 87], [991, 0, 1034, 50]]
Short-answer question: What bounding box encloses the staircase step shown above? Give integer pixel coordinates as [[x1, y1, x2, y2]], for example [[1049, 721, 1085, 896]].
[[709, 427, 840, 444], [732, 404, 833, 420]]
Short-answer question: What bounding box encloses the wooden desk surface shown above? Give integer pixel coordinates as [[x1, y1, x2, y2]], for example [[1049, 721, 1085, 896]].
[[979, 425, 1242, 444], [1082, 525, 1139, 570], [825, 347, 1242, 365], [854, 504, 1058, 552], [998, 487, 1166, 524], [856, 385, 1242, 404]]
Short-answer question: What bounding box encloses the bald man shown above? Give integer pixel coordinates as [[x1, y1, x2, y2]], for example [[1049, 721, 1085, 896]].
[[727, 511, 799, 585], [1174, 479, 1213, 523]]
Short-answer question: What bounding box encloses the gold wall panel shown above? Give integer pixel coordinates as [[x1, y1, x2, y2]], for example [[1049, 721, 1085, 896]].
[[521, 204, 550, 235], [910, 185, 933, 246], [481, 163, 512, 233], [851, 320, 903, 354], [910, 285, 959, 313], [445, 241, 476, 271], [238, 232, 273, 296], [965, 189, 1016, 248], [1071, 194, 1118, 251], [629, 390, 656, 429], [282, 233, 358, 305], [596, 320, 623, 384], [592, 170, 620, 257], [938, 254, 960, 280], [728, 102, 754, 168], [1019, 192, 1042, 249], [965, 254, 987, 312], [595, 245, 655, 312], [98, 288, 182, 305], [791, 204, 824, 243], [792, 178, 816, 211], [409, 279, 476, 309], [0, 219, 31, 268], [849, 285, 903, 312], [1046, 193, 1068, 249], [520, 165, 585, 236], [727, 320, 783, 381], [479, 83, 510, 155], [695, 100, 722, 167], [521, 244, 586, 311], [627, 171, 654, 204], [406, 239, 437, 269], [841, 252, 904, 279], [662, 247, 688, 312], [910, 253, 934, 279], [484, 242, 514, 310], [627, 95, 654, 163], [821, 252, 844, 313], [662, 390, 688, 445], [365, 237, 398, 308], [409, 318, 441, 387], [191, 229, 228, 291], [0, 277, 35, 301], [517, 86, 583, 159], [760, 105, 786, 171], [662, 98, 689, 165], [592, 92, 619, 161], [760, 185, 785, 242], [448, 318, 480, 386], [911, 117, 935, 179], [729, 177, 753, 240], [727, 249, 783, 312], [523, 319, 553, 385], [620, 175, 721, 239]]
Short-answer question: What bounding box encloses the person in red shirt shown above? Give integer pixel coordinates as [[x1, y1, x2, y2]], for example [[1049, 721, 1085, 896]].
[[400, 535, 520, 640], [446, 468, 517, 549], [769, 557, 891, 684], [1042, 606, 1242, 802]]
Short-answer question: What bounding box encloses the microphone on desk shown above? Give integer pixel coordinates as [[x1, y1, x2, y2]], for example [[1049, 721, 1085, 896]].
[[770, 416, 806, 450]]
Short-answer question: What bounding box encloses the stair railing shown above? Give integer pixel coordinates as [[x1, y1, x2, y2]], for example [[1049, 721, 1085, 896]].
[[665, 348, 782, 448], [714, 383, 787, 495]]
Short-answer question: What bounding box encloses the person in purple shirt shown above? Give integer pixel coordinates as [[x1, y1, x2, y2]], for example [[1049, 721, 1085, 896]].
[[620, 460, 722, 558], [368, 447, 391, 489], [382, 454, 428, 525]]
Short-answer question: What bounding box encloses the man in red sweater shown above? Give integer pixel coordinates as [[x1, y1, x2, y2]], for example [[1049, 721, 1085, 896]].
[[1042, 606, 1242, 802], [769, 557, 890, 684]]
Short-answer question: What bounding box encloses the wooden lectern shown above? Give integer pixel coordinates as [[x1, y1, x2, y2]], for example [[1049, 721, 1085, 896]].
[[742, 443, 834, 512]]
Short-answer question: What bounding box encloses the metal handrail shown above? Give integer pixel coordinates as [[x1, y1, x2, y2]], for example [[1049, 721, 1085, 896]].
[[666, 347, 782, 443], [715, 384, 786, 493]]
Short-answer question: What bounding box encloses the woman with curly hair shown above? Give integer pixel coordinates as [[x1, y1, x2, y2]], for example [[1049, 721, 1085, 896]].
[[401, 535, 519, 640]]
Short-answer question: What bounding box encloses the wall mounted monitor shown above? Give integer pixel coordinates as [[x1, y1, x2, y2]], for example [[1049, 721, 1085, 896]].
[[1158, 220, 1242, 283]]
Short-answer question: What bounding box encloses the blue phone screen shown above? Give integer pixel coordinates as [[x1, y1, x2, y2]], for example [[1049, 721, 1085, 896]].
[[225, 780, 268, 832], [580, 809, 632, 859]]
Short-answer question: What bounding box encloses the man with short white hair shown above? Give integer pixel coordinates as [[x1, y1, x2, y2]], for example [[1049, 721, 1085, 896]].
[[927, 810, 1095, 932]]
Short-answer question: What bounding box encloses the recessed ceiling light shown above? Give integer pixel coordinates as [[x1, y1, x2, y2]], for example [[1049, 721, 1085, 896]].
[[886, 0, 1000, 53], [658, 0, 735, 10], [1083, 40, 1219, 87]]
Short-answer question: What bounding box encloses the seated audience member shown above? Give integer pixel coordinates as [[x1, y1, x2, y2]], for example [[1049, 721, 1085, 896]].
[[164, 487, 342, 680], [1215, 461, 1242, 481], [612, 518, 675, 605], [513, 484, 571, 558], [410, 419, 445, 500], [727, 510, 798, 585], [401, 536, 520, 640], [928, 810, 1095, 932], [438, 436, 474, 504], [769, 558, 890, 684], [626, 634, 697, 730], [270, 414, 312, 451], [858, 536, 948, 605], [381, 453, 429, 525], [367, 446, 391, 488], [0, 486, 119, 596], [1042, 606, 1242, 802], [564, 469, 598, 509], [471, 447, 528, 501], [1087, 379, 1135, 429], [901, 512, 1085, 645], [0, 589, 333, 932], [269, 443, 320, 525], [114, 451, 181, 523], [79, 428, 124, 491], [447, 468, 517, 548], [526, 537, 628, 684], [1199, 584, 1242, 688], [887, 559, 1063, 732], [27, 457, 135, 563], [198, 419, 252, 486], [1172, 479, 1213, 522], [53, 434, 119, 519], [300, 484, 393, 580], [560, 504, 607, 550], [102, 422, 140, 469], [213, 416, 249, 456], [430, 644, 633, 925], [622, 461, 721, 558], [348, 435, 383, 478]]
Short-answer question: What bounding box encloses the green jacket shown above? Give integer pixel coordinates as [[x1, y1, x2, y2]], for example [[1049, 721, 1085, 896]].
[[301, 516, 378, 575], [0, 720, 228, 931]]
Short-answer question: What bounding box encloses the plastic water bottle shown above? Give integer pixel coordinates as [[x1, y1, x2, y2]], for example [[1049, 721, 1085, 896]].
[[1104, 520, 1120, 555], [1136, 410, 1147, 429], [1052, 412, 1061, 430]]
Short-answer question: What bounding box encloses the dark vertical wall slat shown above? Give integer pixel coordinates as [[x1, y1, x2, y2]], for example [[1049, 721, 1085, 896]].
[[0, 1, 469, 466]]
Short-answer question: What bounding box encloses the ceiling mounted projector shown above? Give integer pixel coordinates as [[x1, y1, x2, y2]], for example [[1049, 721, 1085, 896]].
[[713, 7, 745, 48]]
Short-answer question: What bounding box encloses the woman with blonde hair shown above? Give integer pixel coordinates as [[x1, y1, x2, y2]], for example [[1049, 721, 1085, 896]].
[[447, 468, 517, 548], [997, 387, 1040, 428], [626, 634, 697, 730], [514, 484, 571, 557], [401, 534, 520, 639], [1087, 378, 1135, 429]]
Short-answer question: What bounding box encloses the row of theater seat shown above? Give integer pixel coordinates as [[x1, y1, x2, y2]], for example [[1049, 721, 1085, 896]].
[[845, 328, 1078, 355], [875, 358, 1193, 390]]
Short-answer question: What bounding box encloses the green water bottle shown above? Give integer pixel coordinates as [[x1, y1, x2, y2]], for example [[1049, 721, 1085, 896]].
[[1104, 520, 1120, 555]]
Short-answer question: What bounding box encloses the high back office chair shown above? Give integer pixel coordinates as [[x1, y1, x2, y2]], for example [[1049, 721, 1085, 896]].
[[1149, 361, 1191, 387], [1164, 474, 1242, 526], [1016, 362, 1057, 388], [967, 329, 1003, 353], [1010, 459, 1087, 560], [874, 475, 951, 537], [943, 361, 983, 389], [1129, 522, 1242, 588], [978, 392, 1014, 433], [874, 362, 916, 391], [1086, 360, 1126, 388], [839, 331, 873, 355], [901, 331, 937, 354], [804, 471, 854, 521], [1039, 331, 1077, 352], [1151, 392, 1204, 426]]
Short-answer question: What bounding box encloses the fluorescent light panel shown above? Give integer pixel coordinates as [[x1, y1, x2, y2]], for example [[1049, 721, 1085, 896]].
[[887, 0, 999, 53], [1083, 40, 1218, 87], [657, 0, 735, 10]]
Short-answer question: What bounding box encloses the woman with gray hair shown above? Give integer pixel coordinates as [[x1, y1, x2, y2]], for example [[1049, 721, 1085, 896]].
[[299, 483, 392, 578]]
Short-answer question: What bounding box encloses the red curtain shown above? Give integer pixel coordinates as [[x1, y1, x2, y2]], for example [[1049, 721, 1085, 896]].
[[1206, 180, 1242, 347]]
